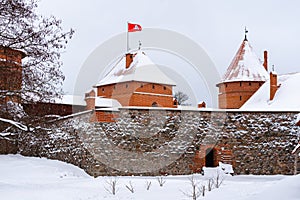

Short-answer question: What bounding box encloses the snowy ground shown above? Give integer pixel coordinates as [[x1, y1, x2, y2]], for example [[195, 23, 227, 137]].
[[0, 155, 299, 200]]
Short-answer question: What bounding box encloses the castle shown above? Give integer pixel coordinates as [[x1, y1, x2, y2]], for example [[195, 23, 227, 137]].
[[2, 33, 298, 116], [0, 33, 299, 176]]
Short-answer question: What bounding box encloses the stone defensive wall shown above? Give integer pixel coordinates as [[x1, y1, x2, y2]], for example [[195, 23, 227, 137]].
[[1, 108, 299, 176]]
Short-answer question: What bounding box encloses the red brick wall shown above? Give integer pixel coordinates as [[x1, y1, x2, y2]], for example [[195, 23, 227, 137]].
[[129, 93, 174, 107], [217, 81, 264, 109], [97, 81, 174, 107], [0, 47, 25, 64], [0, 47, 24, 103], [191, 144, 235, 173], [93, 110, 119, 122], [23, 103, 86, 117]]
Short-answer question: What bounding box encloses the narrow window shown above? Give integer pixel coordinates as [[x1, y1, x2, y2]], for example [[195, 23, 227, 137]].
[[102, 88, 105, 93], [126, 84, 128, 88], [240, 82, 242, 86], [249, 82, 251, 86], [163, 86, 166, 90], [240, 96, 242, 101], [152, 84, 155, 89], [225, 83, 227, 88]]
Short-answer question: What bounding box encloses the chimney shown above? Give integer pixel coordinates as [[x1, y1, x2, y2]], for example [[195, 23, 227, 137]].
[[270, 71, 278, 101], [263, 50, 268, 71], [126, 53, 133, 69], [84, 89, 96, 110]]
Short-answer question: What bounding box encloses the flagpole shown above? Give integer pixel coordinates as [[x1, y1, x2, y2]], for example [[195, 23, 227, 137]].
[[127, 22, 129, 52]]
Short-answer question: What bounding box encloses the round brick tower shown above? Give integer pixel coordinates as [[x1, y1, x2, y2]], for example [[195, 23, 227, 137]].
[[216, 37, 268, 109], [0, 46, 26, 104]]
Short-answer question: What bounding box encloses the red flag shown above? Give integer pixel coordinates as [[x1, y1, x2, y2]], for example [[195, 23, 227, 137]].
[[128, 23, 142, 32]]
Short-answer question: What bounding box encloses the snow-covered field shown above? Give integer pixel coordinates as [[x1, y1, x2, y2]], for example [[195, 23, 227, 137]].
[[0, 154, 299, 200]]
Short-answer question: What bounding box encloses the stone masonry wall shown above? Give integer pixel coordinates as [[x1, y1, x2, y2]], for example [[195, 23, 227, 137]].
[[1, 109, 299, 176]]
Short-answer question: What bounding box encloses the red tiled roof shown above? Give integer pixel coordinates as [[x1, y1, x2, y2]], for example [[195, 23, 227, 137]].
[[222, 39, 268, 83]]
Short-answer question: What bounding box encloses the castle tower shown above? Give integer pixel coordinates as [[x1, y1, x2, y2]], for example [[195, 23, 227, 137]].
[[95, 51, 176, 108], [0, 46, 26, 104], [216, 34, 268, 109]]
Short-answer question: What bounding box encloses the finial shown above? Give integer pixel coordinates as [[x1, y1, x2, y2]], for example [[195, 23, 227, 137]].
[[138, 40, 142, 50], [244, 26, 248, 41]]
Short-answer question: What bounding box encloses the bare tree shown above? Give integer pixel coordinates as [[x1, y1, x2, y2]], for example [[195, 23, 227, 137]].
[[0, 0, 74, 125], [105, 177, 118, 195], [125, 181, 134, 193], [182, 175, 204, 200], [145, 180, 152, 190], [157, 176, 166, 187], [174, 91, 189, 105], [214, 170, 224, 188], [207, 177, 213, 191]]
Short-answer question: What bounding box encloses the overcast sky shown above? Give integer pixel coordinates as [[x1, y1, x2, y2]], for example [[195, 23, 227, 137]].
[[37, 0, 300, 105]]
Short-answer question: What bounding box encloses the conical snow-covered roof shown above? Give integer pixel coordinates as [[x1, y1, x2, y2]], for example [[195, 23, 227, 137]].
[[95, 51, 176, 87], [222, 39, 268, 83]]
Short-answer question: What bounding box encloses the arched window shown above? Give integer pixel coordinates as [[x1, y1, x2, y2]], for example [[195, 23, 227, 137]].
[[152, 102, 158, 107]]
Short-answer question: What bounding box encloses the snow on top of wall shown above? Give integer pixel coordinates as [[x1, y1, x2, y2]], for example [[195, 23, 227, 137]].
[[54, 95, 86, 106], [222, 40, 268, 83], [241, 72, 300, 111], [95, 51, 176, 87], [95, 97, 121, 108]]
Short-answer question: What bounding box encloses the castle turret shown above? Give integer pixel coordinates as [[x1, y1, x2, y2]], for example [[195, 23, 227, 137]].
[[216, 34, 268, 109]]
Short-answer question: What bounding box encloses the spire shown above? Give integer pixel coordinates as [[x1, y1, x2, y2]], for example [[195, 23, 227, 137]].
[[244, 26, 248, 41], [222, 37, 269, 83]]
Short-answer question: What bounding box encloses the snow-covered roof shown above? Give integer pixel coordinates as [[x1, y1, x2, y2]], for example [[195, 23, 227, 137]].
[[54, 95, 86, 106], [241, 72, 300, 111], [95, 97, 121, 108], [95, 51, 176, 87], [221, 39, 269, 83]]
